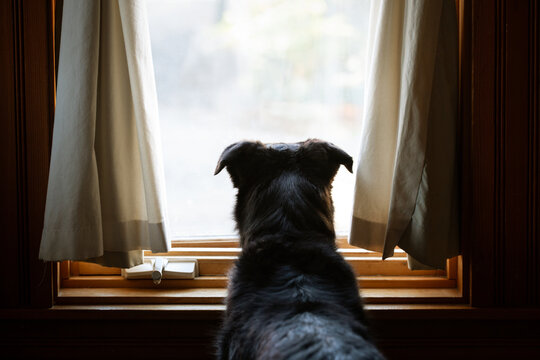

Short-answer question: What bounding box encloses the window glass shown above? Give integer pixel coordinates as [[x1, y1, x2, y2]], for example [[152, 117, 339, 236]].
[[147, 0, 370, 238]]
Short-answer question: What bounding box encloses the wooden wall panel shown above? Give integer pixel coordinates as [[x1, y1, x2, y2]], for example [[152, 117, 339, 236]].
[[0, 0, 55, 308], [470, 0, 497, 306], [502, 0, 534, 306], [1, 309, 539, 359], [21, 0, 55, 308], [500, 0, 526, 305], [0, 0, 21, 307], [469, 0, 540, 306], [529, 0, 540, 306], [458, 0, 472, 305]]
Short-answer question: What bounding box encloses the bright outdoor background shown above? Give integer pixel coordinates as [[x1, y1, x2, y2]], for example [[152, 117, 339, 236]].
[[146, 0, 370, 238]]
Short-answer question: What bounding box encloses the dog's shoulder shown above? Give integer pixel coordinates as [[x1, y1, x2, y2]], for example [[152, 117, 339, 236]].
[[226, 236, 364, 318]]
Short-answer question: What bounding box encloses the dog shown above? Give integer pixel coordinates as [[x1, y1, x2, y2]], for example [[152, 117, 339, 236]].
[[214, 139, 385, 360]]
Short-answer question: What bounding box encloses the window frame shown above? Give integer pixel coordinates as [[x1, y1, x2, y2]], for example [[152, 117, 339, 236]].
[[47, 0, 469, 308]]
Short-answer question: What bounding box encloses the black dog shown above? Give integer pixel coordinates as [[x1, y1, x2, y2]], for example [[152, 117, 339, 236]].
[[214, 139, 385, 360]]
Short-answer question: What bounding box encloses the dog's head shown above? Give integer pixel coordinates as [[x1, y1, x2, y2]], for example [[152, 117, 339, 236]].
[[215, 139, 353, 246]]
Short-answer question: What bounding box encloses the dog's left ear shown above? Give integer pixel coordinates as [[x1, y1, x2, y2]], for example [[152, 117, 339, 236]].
[[324, 142, 354, 174], [299, 140, 354, 185], [214, 141, 266, 188]]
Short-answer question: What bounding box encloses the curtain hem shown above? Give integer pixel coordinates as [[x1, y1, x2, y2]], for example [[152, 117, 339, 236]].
[[39, 220, 169, 267], [349, 216, 387, 254], [86, 250, 144, 268]]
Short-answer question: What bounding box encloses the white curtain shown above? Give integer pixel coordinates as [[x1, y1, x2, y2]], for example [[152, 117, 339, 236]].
[[349, 0, 459, 269], [39, 0, 170, 268]]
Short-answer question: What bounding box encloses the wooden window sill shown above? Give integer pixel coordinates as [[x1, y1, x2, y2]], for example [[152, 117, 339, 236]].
[[56, 238, 464, 306], [56, 287, 463, 306]]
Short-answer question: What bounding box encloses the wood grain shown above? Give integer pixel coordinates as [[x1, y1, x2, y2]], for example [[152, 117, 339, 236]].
[[470, 0, 497, 307], [0, 0, 55, 308], [21, 0, 55, 309], [0, 0, 21, 308], [468, 0, 540, 307]]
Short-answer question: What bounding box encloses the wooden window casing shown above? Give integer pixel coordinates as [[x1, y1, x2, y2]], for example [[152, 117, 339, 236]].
[[51, 0, 465, 307]]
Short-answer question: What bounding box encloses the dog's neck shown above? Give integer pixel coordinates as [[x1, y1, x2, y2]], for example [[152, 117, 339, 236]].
[[235, 171, 336, 248]]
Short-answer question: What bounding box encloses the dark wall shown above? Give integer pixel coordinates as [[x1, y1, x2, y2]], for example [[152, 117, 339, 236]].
[[1, 0, 540, 359], [467, 0, 540, 307], [0, 0, 54, 309], [2, 308, 540, 359]]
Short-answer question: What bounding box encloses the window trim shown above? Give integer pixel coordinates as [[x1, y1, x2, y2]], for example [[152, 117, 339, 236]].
[[51, 0, 467, 308]]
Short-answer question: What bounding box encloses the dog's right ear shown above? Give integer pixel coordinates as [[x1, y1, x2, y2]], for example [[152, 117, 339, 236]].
[[215, 141, 266, 188]]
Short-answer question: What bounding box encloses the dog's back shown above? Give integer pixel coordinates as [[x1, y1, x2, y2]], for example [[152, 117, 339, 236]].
[[215, 140, 385, 360]]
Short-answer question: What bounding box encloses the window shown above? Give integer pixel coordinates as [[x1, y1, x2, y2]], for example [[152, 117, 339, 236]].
[[56, 0, 464, 306], [150, 0, 369, 237]]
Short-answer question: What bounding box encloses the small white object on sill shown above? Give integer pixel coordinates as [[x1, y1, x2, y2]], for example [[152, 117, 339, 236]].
[[122, 258, 198, 283]]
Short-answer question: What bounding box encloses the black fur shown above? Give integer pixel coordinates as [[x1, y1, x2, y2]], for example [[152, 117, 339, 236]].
[[215, 139, 385, 360]]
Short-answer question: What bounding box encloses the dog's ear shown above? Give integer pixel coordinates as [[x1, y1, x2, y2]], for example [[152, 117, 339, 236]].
[[299, 139, 353, 185], [215, 141, 266, 188], [323, 141, 354, 173]]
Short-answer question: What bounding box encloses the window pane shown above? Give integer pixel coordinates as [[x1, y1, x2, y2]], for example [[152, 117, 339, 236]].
[[147, 0, 370, 238]]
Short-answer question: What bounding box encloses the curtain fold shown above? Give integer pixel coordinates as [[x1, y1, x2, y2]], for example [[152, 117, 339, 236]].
[[39, 0, 170, 268], [349, 0, 459, 270]]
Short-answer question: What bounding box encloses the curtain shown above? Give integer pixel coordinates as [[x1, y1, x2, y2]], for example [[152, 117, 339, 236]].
[[349, 0, 459, 270], [39, 0, 170, 268]]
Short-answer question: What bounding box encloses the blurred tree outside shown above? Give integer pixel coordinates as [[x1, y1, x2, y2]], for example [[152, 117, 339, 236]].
[[147, 0, 370, 238]]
